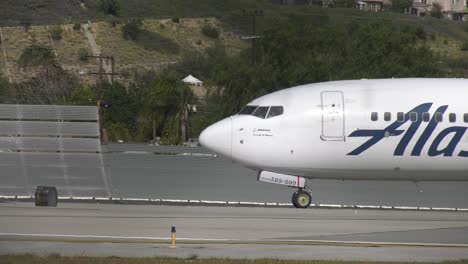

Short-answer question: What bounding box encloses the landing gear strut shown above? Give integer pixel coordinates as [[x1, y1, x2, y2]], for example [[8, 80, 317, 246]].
[[257, 171, 313, 208], [292, 184, 313, 209]]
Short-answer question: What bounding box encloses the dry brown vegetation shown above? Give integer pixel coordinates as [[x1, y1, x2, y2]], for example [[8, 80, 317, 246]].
[[0, 18, 246, 84]]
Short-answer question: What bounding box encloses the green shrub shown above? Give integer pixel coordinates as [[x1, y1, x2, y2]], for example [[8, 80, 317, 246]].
[[109, 18, 120, 27], [109, 122, 132, 142], [73, 23, 81, 31], [137, 30, 180, 54], [100, 0, 119, 16], [18, 45, 56, 68], [68, 85, 96, 105], [201, 25, 219, 39], [171, 17, 180, 23], [50, 26, 62, 40], [415, 27, 426, 40], [78, 48, 89, 61], [122, 19, 142, 40], [461, 42, 468, 51], [21, 21, 31, 32]]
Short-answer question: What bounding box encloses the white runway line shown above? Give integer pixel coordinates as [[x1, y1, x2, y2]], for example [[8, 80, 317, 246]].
[[1, 195, 468, 212], [1, 233, 467, 247], [0, 233, 235, 242]]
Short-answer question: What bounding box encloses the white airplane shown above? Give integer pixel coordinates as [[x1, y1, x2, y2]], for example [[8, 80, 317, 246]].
[[199, 78, 468, 208]]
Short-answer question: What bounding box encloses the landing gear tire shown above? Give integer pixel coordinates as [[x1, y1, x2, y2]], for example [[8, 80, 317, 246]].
[[291, 191, 299, 208], [292, 190, 312, 209]]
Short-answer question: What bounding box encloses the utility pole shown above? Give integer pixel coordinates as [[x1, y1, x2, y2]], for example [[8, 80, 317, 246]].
[[86, 55, 118, 143], [241, 9, 263, 64]]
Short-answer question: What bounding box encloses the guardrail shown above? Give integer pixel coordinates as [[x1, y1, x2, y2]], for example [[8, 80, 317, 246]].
[[1, 195, 467, 212]]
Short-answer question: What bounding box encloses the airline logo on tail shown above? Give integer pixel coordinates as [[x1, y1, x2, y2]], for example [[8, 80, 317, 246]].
[[347, 103, 468, 157]]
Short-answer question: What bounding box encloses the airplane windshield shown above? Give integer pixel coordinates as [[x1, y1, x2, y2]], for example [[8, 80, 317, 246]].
[[252, 106, 269, 118], [238, 105, 258, 115], [238, 105, 284, 119], [267, 106, 283, 119]]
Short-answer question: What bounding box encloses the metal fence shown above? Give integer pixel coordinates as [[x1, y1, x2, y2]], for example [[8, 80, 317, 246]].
[[0, 104, 112, 197]]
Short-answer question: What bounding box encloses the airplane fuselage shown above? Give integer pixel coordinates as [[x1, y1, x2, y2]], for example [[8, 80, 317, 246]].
[[200, 78, 468, 181]]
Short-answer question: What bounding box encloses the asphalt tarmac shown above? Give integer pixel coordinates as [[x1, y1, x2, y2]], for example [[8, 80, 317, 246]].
[[1, 143, 468, 208], [0, 202, 467, 261]]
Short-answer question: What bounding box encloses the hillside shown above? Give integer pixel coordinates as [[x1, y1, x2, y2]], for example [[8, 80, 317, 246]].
[[1, 0, 468, 83], [0, 17, 246, 83]]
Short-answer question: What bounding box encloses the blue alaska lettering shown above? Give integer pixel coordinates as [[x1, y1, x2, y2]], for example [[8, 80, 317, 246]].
[[347, 103, 468, 157]]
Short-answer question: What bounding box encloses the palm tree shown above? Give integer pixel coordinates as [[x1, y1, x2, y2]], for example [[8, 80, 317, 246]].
[[143, 70, 194, 145]]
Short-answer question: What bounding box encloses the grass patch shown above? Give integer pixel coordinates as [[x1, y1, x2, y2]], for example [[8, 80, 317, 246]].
[[1, 255, 468, 264], [93, 18, 246, 66], [135, 29, 180, 54]]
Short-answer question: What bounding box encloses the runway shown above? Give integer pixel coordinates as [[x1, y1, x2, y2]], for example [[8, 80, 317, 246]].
[[1, 143, 468, 208], [1, 201, 468, 261]]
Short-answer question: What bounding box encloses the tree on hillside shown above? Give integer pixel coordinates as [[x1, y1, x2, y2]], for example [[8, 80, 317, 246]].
[[14, 66, 79, 104], [204, 18, 441, 119], [17, 45, 57, 70], [201, 25, 220, 39], [122, 19, 142, 40], [100, 0, 119, 16], [343, 22, 439, 78], [68, 85, 96, 105], [143, 70, 194, 145], [391, 0, 412, 12], [102, 82, 140, 141]]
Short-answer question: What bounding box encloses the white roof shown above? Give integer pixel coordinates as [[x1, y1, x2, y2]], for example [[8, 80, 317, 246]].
[[182, 75, 203, 85]]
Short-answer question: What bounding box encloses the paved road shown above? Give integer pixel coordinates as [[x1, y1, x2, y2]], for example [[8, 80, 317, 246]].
[[1, 202, 467, 261], [1, 143, 468, 208]]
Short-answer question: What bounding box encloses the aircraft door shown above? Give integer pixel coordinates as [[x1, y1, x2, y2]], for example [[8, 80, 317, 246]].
[[321, 91, 345, 141]]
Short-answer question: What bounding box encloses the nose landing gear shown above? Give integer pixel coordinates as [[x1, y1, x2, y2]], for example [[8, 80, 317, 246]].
[[291, 184, 313, 208], [257, 171, 313, 209], [292, 189, 312, 208]]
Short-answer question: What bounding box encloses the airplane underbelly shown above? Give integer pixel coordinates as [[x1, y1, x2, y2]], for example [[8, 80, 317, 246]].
[[265, 165, 468, 181]]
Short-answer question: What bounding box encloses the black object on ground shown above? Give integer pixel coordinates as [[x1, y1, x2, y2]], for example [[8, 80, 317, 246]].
[[35, 186, 58, 207]]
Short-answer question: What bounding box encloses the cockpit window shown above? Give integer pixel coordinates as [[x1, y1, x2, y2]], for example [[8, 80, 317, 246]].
[[252, 106, 269, 119], [238, 105, 284, 119], [238, 105, 258, 115], [267, 106, 284, 119]]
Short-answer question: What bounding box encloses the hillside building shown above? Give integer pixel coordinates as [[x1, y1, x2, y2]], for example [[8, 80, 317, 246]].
[[356, 0, 385, 11], [410, 0, 468, 20]]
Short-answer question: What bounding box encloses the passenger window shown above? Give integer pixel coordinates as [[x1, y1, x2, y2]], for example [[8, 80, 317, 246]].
[[239, 105, 258, 115], [410, 112, 417, 122], [371, 112, 378, 121], [252, 106, 269, 119], [267, 106, 284, 119], [435, 112, 443, 123], [397, 112, 404, 122], [384, 112, 391, 121], [449, 113, 456, 123], [465, 113, 468, 123], [422, 112, 430, 122]]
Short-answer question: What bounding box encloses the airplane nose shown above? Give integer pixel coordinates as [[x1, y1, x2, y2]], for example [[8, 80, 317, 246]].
[[199, 117, 232, 159]]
